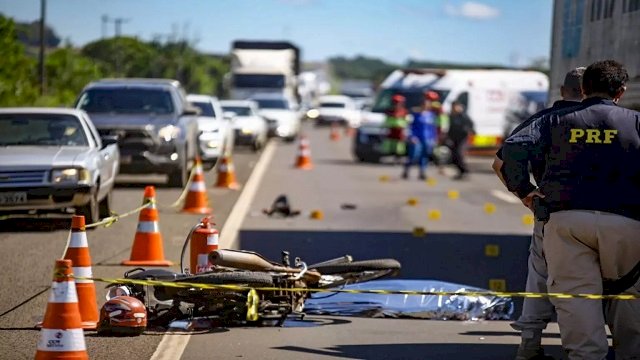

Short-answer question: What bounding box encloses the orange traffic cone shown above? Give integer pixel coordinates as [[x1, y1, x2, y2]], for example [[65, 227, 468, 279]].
[[330, 123, 341, 141], [182, 157, 212, 214], [63, 215, 99, 330], [215, 154, 240, 190], [345, 126, 356, 137], [35, 259, 88, 360], [295, 135, 313, 170], [122, 186, 173, 266]]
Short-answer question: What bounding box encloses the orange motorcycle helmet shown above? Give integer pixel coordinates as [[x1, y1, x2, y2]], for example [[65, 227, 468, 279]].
[[97, 296, 147, 336]]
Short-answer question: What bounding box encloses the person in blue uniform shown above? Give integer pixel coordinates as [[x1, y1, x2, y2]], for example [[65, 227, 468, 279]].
[[492, 66, 585, 360], [501, 60, 640, 360], [402, 91, 439, 180]]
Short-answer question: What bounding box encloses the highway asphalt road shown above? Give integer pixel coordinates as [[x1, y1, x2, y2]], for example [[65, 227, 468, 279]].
[[181, 124, 573, 360], [0, 124, 613, 359], [0, 144, 262, 360]]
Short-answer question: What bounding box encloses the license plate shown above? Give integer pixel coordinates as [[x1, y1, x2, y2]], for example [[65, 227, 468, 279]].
[[0, 192, 27, 205], [120, 155, 132, 164]]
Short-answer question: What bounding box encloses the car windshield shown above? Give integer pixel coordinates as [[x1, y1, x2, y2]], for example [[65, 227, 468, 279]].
[[253, 98, 289, 109], [320, 102, 346, 108], [234, 74, 286, 88], [222, 106, 252, 116], [371, 88, 450, 113], [509, 91, 549, 115], [77, 88, 174, 114], [0, 114, 88, 146], [192, 101, 216, 117]]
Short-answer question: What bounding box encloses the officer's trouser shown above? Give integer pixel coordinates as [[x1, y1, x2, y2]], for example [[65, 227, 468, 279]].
[[511, 220, 555, 333], [544, 210, 640, 360]]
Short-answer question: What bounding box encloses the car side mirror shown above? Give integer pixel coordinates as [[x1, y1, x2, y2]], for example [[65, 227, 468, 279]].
[[223, 111, 236, 121], [183, 107, 200, 116], [100, 135, 119, 148]]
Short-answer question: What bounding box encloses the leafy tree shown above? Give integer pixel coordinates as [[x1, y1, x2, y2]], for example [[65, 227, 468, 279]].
[[14, 19, 61, 48], [82, 37, 160, 77], [0, 15, 38, 106], [329, 55, 396, 85], [44, 46, 103, 105]]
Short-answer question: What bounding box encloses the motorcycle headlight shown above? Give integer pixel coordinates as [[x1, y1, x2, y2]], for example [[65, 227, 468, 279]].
[[241, 127, 254, 135], [158, 125, 181, 141], [51, 168, 90, 184]]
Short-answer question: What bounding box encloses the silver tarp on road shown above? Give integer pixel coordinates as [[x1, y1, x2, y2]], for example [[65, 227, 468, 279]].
[[304, 279, 514, 320]]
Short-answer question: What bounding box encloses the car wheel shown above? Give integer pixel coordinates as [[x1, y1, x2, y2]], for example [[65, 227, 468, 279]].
[[202, 160, 216, 171], [98, 190, 112, 219], [77, 191, 99, 225], [252, 137, 263, 152], [167, 151, 188, 188]]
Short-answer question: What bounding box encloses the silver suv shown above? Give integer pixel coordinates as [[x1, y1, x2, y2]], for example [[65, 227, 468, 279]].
[[76, 78, 199, 187]]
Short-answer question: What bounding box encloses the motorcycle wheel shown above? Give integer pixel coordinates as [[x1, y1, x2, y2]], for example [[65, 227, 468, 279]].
[[313, 259, 401, 288]]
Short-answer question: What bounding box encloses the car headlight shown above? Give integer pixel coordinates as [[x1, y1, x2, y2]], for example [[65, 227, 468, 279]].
[[158, 125, 181, 141], [276, 125, 291, 136], [51, 168, 90, 184], [306, 109, 319, 119], [202, 126, 219, 134]]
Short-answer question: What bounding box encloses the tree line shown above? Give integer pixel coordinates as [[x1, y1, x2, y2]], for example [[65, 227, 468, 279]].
[[0, 14, 229, 107]]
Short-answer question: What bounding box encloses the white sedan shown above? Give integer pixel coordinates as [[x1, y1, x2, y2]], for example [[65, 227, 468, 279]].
[[187, 94, 235, 169], [315, 95, 361, 128], [0, 108, 119, 223], [220, 100, 268, 152], [250, 94, 301, 142]]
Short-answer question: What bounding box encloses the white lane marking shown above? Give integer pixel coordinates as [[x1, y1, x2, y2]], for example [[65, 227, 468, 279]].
[[490, 189, 520, 204], [149, 330, 191, 360], [148, 140, 276, 360], [219, 140, 277, 249]]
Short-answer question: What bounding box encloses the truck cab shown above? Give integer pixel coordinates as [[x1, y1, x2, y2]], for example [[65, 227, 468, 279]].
[[228, 41, 301, 103]]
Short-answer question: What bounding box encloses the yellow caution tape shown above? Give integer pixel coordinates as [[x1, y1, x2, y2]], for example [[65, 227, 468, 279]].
[[246, 288, 259, 321], [85, 200, 153, 229], [168, 162, 199, 209], [64, 274, 640, 300]]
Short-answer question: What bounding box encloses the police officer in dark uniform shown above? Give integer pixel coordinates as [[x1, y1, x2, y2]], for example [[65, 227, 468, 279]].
[[492, 66, 585, 360], [501, 60, 640, 359]]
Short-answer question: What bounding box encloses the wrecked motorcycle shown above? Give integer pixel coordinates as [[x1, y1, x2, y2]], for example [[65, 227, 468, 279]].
[[107, 248, 401, 327]]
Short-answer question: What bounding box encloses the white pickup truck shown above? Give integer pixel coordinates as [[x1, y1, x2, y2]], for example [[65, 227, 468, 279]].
[[0, 108, 120, 224]]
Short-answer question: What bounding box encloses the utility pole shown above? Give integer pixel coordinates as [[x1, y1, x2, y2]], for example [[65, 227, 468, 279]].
[[114, 18, 129, 38], [112, 17, 130, 77], [101, 15, 109, 38], [38, 0, 46, 96]]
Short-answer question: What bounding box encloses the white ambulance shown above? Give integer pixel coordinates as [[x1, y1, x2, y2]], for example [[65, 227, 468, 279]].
[[355, 68, 549, 161]]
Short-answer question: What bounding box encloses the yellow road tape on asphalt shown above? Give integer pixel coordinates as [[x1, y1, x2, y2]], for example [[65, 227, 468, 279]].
[[66, 274, 640, 300]]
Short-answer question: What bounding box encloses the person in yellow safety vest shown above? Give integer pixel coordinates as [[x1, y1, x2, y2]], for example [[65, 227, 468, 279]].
[[382, 94, 409, 162]]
